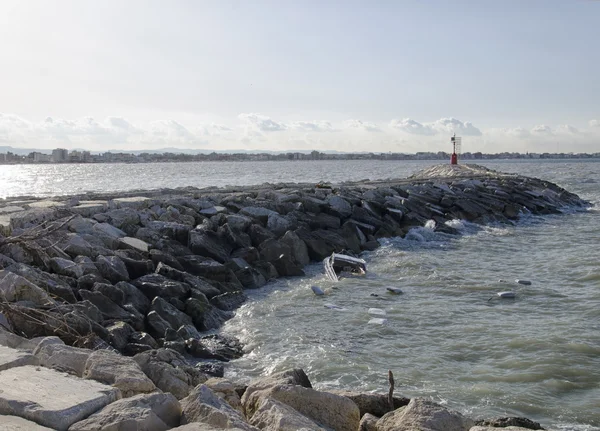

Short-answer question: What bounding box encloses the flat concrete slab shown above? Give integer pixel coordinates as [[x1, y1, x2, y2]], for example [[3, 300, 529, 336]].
[[0, 415, 55, 430], [0, 345, 39, 371], [0, 365, 121, 431], [0, 206, 25, 215]]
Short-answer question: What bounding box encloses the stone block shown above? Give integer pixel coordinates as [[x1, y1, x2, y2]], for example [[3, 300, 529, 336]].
[[0, 345, 39, 371], [0, 365, 121, 430]]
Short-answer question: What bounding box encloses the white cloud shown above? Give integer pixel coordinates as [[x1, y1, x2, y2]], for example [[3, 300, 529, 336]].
[[344, 119, 381, 132], [390, 118, 435, 135], [390, 117, 482, 136], [531, 124, 553, 135], [238, 113, 286, 132], [556, 124, 579, 135], [289, 120, 335, 132], [505, 127, 531, 139], [430, 118, 482, 136], [589, 119, 600, 128]]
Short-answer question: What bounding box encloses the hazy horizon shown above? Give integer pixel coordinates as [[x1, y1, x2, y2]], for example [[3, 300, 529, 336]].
[[1, 1, 598, 154]]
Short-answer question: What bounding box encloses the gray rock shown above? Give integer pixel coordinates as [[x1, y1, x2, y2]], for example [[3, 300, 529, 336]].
[[63, 233, 96, 258], [189, 228, 233, 263], [134, 348, 208, 400], [180, 384, 258, 430], [0, 365, 120, 431], [209, 291, 247, 311], [132, 273, 190, 300], [145, 221, 192, 244], [69, 392, 181, 431], [106, 321, 135, 351], [95, 255, 130, 283], [377, 397, 474, 431], [234, 266, 267, 289], [83, 349, 156, 397], [0, 415, 55, 430], [331, 389, 410, 418], [0, 344, 39, 371], [281, 230, 310, 266], [225, 214, 253, 231], [326, 195, 353, 218], [92, 282, 125, 304], [249, 397, 326, 430], [266, 213, 293, 237], [5, 262, 76, 303], [78, 290, 133, 322], [32, 343, 91, 377], [151, 296, 193, 330], [0, 272, 54, 307], [248, 224, 275, 247], [359, 413, 378, 431]]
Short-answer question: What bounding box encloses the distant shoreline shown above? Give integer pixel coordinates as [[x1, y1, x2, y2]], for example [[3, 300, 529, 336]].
[[1, 152, 599, 165]]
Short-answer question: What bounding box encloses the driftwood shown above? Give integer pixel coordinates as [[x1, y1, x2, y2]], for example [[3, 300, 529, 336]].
[[0, 213, 75, 247]]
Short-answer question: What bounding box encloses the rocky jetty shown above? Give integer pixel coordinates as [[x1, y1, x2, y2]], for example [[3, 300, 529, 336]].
[[0, 164, 590, 430]]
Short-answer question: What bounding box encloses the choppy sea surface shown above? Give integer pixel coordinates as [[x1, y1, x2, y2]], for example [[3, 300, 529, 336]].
[[2, 159, 599, 430]]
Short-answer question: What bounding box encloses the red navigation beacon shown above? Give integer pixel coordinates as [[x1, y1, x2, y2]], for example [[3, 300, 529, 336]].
[[450, 134, 461, 165]]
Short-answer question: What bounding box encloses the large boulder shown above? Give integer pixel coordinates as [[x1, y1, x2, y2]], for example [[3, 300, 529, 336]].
[[155, 262, 221, 299], [134, 348, 208, 400], [33, 343, 91, 377], [281, 230, 310, 266], [188, 228, 233, 263], [326, 195, 353, 219], [185, 297, 232, 331], [62, 233, 96, 258], [0, 272, 54, 307], [243, 384, 359, 431], [330, 390, 410, 418], [377, 398, 474, 431], [83, 349, 156, 397], [5, 262, 75, 303], [0, 365, 121, 431], [69, 392, 181, 431], [78, 290, 134, 322], [95, 255, 130, 283], [249, 397, 326, 430], [180, 384, 258, 430], [151, 296, 193, 330], [132, 273, 190, 300]]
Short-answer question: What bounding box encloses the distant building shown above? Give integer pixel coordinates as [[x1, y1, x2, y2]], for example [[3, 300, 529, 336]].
[[52, 148, 69, 162], [32, 152, 51, 162]]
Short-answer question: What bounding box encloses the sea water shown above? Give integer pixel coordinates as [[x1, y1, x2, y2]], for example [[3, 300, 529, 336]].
[[2, 159, 599, 429]]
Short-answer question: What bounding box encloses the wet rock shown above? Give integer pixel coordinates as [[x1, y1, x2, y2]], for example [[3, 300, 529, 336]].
[[281, 230, 310, 266], [331, 389, 410, 418], [145, 221, 192, 244], [209, 291, 247, 312], [226, 214, 253, 231], [234, 265, 267, 289], [134, 348, 208, 400], [185, 297, 232, 331], [195, 362, 225, 378], [199, 334, 244, 362], [177, 256, 242, 290], [474, 417, 545, 430], [78, 290, 133, 322]]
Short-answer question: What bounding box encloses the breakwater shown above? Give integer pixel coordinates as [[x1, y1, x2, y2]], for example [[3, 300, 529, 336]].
[[0, 163, 591, 430]]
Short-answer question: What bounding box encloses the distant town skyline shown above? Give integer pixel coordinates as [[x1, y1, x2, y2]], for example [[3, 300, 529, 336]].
[[1, 1, 598, 154]]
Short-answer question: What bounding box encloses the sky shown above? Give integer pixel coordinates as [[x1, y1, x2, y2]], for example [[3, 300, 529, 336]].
[[0, 0, 599, 154]]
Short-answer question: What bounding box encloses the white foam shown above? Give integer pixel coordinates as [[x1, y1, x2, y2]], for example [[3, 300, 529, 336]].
[[368, 318, 387, 325], [368, 308, 386, 316]]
